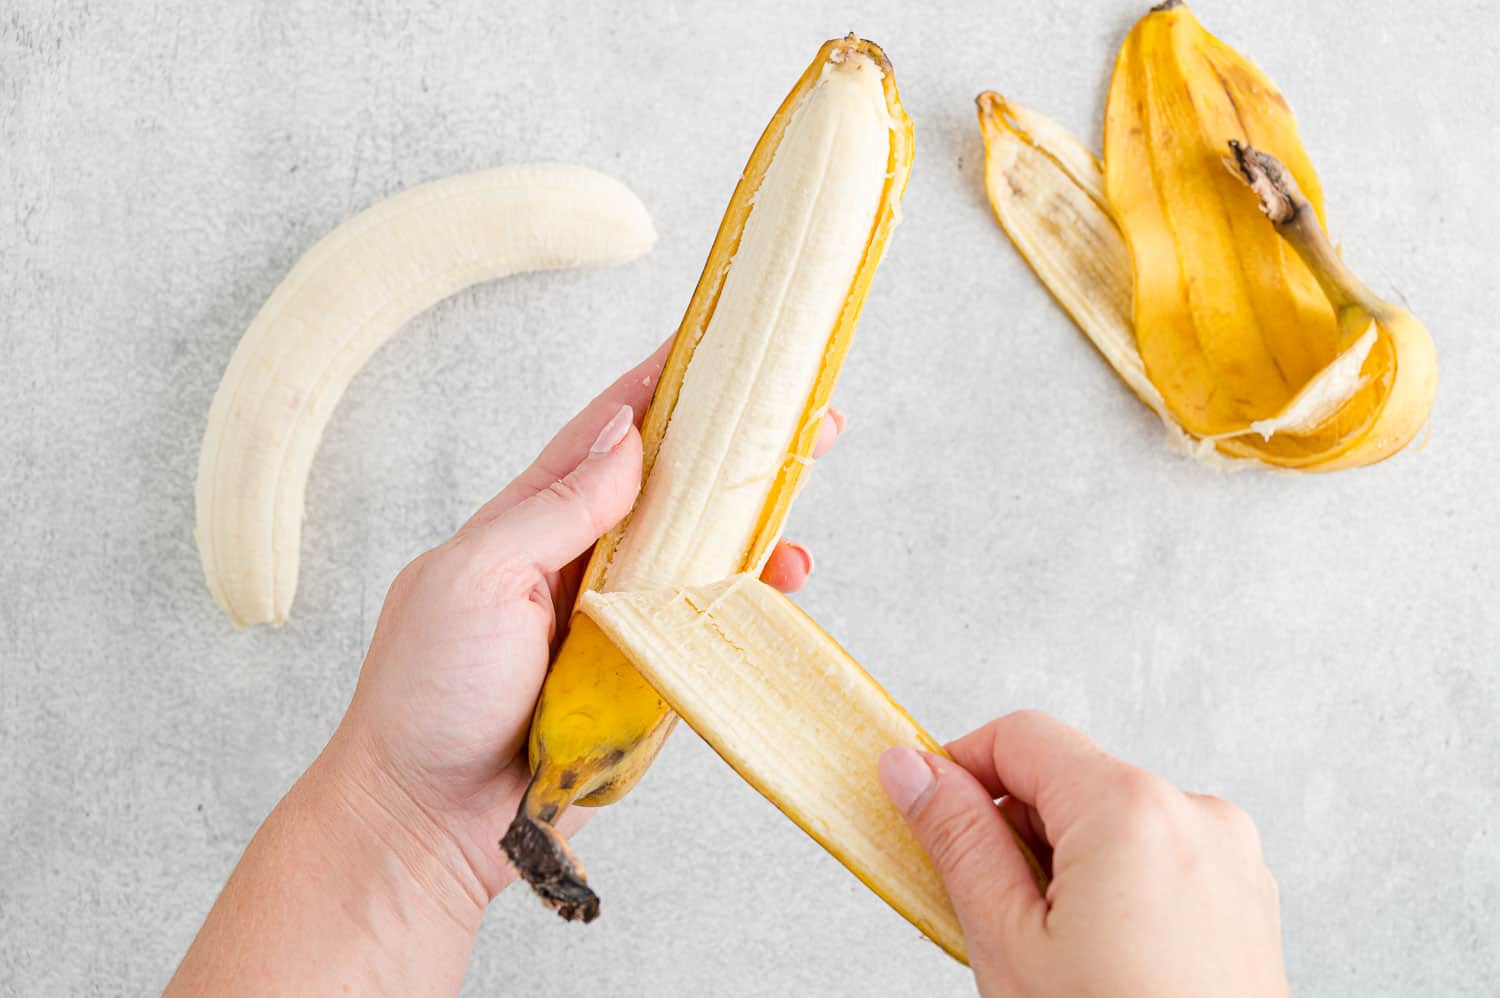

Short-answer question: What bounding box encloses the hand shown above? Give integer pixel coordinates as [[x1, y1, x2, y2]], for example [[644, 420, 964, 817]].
[[330, 340, 845, 903], [879, 712, 1289, 998]]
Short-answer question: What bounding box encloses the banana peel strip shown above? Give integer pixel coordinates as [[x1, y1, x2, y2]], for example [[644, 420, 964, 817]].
[[977, 94, 1244, 467], [581, 575, 968, 963]]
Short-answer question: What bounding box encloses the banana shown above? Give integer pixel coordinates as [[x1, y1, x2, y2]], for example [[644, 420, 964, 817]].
[[976, 2, 1436, 470], [195, 164, 656, 626], [502, 36, 913, 919], [580, 575, 966, 962]]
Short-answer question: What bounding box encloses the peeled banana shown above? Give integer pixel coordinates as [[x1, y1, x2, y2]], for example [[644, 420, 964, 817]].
[[580, 575, 966, 962], [503, 36, 913, 918], [195, 164, 656, 626], [977, 1, 1437, 470]]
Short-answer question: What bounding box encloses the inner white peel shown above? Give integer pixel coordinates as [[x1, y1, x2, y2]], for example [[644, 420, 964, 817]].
[[580, 574, 966, 962], [1244, 325, 1377, 440]]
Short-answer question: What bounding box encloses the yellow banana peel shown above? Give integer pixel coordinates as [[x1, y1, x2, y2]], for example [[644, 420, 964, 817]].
[[978, 1, 1436, 470]]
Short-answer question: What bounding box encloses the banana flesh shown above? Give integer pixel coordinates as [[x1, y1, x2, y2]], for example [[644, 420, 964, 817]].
[[977, 2, 1436, 470], [580, 575, 966, 963], [607, 52, 893, 592], [504, 37, 913, 919], [195, 164, 655, 626]]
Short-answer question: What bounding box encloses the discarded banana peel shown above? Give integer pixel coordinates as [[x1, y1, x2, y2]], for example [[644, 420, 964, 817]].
[[977, 1, 1436, 470], [503, 35, 913, 918], [195, 164, 656, 626], [580, 575, 968, 961]]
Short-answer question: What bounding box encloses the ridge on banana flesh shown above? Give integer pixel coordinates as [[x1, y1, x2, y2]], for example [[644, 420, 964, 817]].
[[195, 164, 655, 626], [580, 575, 968, 963], [502, 36, 914, 919], [975, 1, 1436, 471]]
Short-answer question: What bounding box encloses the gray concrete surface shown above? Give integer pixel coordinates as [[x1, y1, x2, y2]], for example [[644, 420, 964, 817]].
[[3, 1, 1498, 994]]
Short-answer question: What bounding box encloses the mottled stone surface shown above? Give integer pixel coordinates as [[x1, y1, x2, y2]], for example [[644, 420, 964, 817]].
[[3, 1, 1496, 994]]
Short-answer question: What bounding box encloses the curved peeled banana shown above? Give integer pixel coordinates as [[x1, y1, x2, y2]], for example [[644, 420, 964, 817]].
[[195, 164, 656, 626]]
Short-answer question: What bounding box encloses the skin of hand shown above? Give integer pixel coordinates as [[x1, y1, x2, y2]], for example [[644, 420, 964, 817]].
[[167, 341, 842, 995], [879, 711, 1290, 998]]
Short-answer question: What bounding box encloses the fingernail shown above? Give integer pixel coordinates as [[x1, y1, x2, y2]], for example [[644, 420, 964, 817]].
[[786, 542, 814, 576], [828, 407, 847, 434], [590, 404, 633, 455], [879, 747, 936, 817]]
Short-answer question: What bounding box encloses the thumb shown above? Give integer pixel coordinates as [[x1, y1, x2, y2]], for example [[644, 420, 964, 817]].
[[472, 404, 643, 573], [879, 747, 1044, 954]]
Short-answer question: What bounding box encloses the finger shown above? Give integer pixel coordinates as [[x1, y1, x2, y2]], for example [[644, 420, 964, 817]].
[[545, 557, 587, 650], [470, 405, 643, 574], [998, 796, 1053, 878], [464, 336, 672, 531], [879, 747, 1045, 961], [945, 710, 1120, 843], [759, 540, 814, 593], [811, 406, 845, 460]]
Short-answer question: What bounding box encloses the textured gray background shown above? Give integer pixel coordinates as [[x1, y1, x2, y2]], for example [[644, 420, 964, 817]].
[[3, 0, 1497, 994]]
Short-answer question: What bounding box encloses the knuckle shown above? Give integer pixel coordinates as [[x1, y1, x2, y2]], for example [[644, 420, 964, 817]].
[[1197, 794, 1264, 855], [923, 808, 994, 875], [1003, 708, 1056, 731], [541, 475, 586, 509], [430, 536, 540, 605], [1222, 802, 1262, 847], [1114, 768, 1182, 843], [541, 476, 606, 536], [471, 555, 542, 603], [387, 552, 432, 599]]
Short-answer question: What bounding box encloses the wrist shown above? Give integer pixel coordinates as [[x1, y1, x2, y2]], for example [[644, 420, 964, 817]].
[[306, 726, 492, 931], [166, 729, 487, 995]]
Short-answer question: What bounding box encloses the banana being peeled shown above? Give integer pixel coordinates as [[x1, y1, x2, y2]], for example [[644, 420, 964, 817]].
[[195, 164, 656, 626], [502, 36, 913, 919], [977, 1, 1436, 470]]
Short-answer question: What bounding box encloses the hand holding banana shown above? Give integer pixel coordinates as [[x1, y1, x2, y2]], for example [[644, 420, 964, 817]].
[[169, 363, 842, 995], [337, 348, 844, 902], [188, 1, 1433, 978]]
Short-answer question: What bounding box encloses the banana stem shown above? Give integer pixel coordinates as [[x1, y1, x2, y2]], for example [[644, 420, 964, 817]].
[[500, 779, 597, 922], [1228, 140, 1385, 331]]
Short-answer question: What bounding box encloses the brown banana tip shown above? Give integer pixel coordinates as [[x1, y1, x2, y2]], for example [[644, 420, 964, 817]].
[[826, 33, 891, 74], [500, 813, 600, 923], [1227, 140, 1302, 225], [828, 33, 859, 63], [1151, 0, 1184, 11], [974, 93, 1028, 144]]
